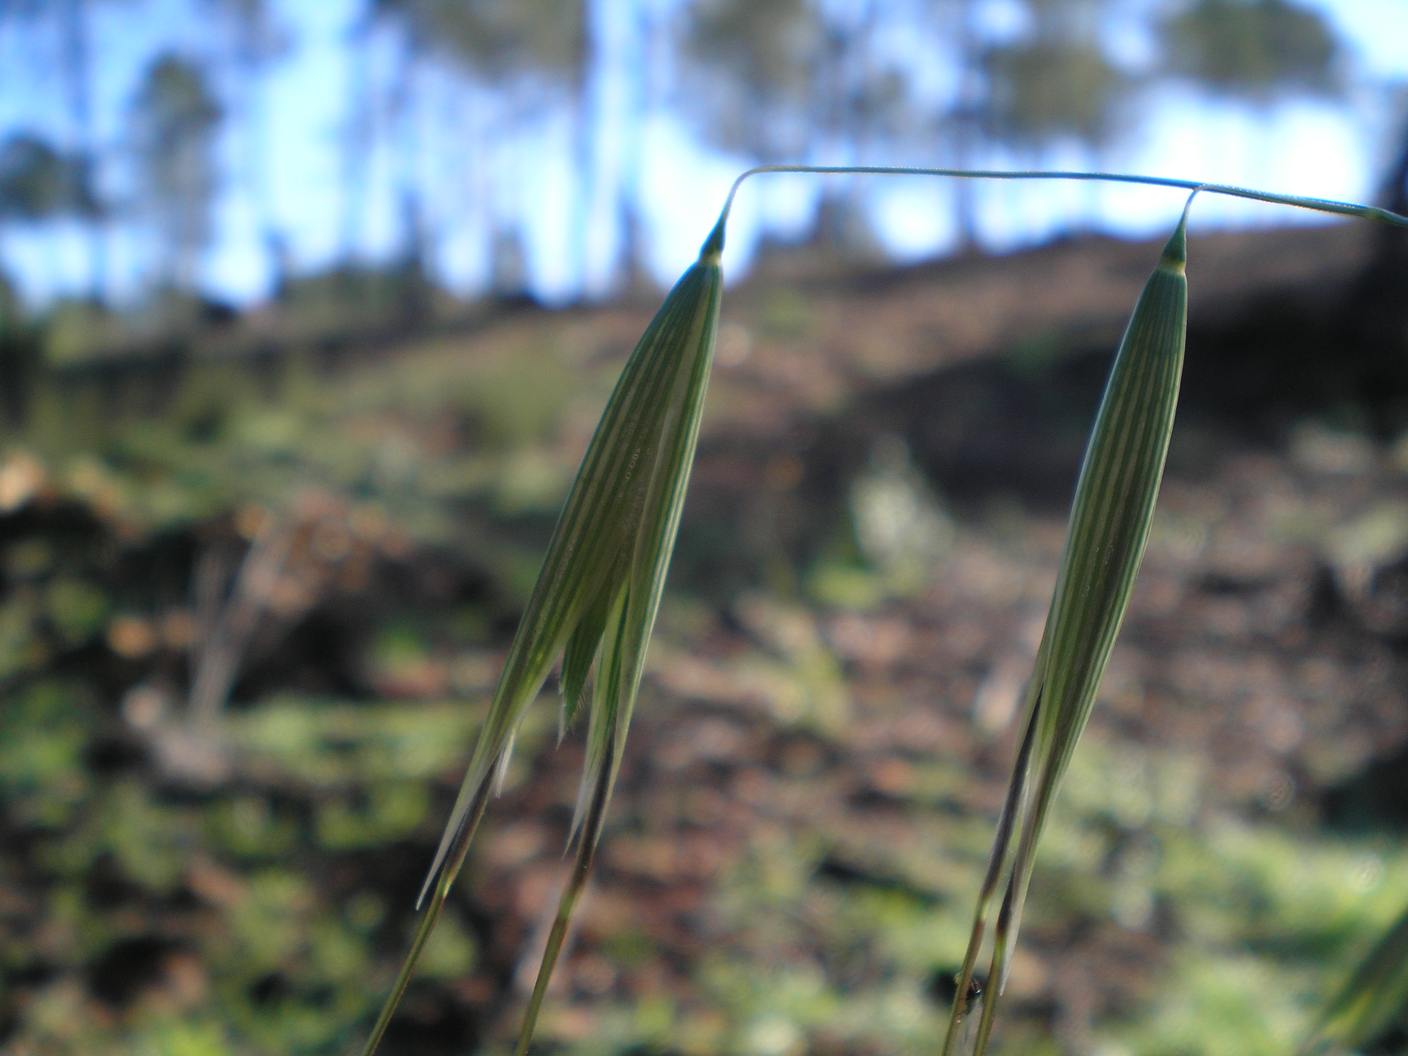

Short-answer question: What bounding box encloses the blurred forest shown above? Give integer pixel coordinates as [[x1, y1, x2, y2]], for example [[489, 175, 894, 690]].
[[2, 1, 1408, 1054], [0, 0, 1399, 329]]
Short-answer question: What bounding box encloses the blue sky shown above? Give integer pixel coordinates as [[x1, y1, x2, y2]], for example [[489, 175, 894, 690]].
[[0, 0, 1405, 308]]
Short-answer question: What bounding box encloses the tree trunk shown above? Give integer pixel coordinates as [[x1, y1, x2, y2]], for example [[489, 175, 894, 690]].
[[1373, 108, 1408, 256], [949, 0, 982, 252], [1344, 107, 1408, 436], [60, 0, 107, 304], [238, 15, 287, 300], [388, 26, 431, 318], [338, 23, 374, 281], [613, 0, 655, 292], [569, 0, 598, 297]]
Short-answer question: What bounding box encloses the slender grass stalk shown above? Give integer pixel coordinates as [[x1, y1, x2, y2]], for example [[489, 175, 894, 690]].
[[940, 668, 1043, 1054], [358, 775, 492, 1056], [716, 164, 1408, 231], [1300, 901, 1408, 1055], [360, 168, 1405, 1056]]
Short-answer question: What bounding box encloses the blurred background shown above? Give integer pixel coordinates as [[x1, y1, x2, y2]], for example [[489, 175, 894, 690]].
[[1, 1, 1407, 1054]]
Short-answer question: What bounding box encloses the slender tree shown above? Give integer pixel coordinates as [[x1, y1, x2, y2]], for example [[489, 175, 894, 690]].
[[1159, 0, 1342, 102], [567, 0, 598, 294], [4, 0, 113, 300], [680, 0, 815, 162], [612, 0, 661, 290], [0, 131, 88, 417], [0, 129, 97, 281], [204, 0, 291, 298], [369, 0, 589, 297], [0, 133, 91, 226], [129, 54, 224, 294], [680, 0, 914, 253], [1381, 107, 1408, 221], [968, 0, 1132, 232], [338, 3, 377, 276], [1344, 99, 1408, 424], [936, 0, 988, 250], [1158, 0, 1343, 187], [983, 4, 1130, 159], [0, 263, 32, 421], [57, 0, 107, 302]]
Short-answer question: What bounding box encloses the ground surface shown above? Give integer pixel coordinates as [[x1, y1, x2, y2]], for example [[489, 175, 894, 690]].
[[1, 221, 1406, 1055]]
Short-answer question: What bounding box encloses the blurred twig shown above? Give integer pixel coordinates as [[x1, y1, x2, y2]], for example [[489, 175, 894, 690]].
[[188, 508, 294, 726]]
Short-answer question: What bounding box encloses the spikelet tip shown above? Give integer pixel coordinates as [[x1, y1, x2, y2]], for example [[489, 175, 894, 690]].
[[699, 215, 726, 263], [1160, 193, 1196, 272]]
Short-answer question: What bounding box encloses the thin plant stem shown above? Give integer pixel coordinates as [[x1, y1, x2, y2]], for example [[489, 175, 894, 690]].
[[971, 860, 1021, 1053], [714, 164, 1408, 234], [941, 679, 1042, 1055], [358, 770, 495, 1056], [513, 737, 617, 1056]]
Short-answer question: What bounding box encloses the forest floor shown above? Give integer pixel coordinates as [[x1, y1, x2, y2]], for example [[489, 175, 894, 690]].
[[2, 220, 1406, 1056]]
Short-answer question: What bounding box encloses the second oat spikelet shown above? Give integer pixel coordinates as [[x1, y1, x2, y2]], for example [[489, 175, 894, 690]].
[[944, 196, 1194, 1056]]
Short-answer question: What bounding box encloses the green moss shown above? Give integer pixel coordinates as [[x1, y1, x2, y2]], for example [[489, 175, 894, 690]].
[[43, 576, 110, 644], [417, 911, 477, 980], [206, 795, 302, 861], [232, 698, 485, 786], [0, 593, 45, 681], [0, 680, 95, 823], [315, 783, 430, 850], [125, 1018, 235, 1056]]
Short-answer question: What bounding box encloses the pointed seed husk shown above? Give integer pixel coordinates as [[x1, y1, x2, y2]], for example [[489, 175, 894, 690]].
[[946, 207, 1191, 1055], [359, 223, 724, 1056]]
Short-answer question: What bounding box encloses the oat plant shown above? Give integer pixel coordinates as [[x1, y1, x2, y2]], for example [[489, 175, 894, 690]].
[[359, 168, 1407, 1056]]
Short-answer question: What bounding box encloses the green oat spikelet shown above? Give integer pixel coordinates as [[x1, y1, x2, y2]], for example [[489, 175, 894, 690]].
[[359, 218, 725, 1056], [945, 199, 1193, 1056]]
